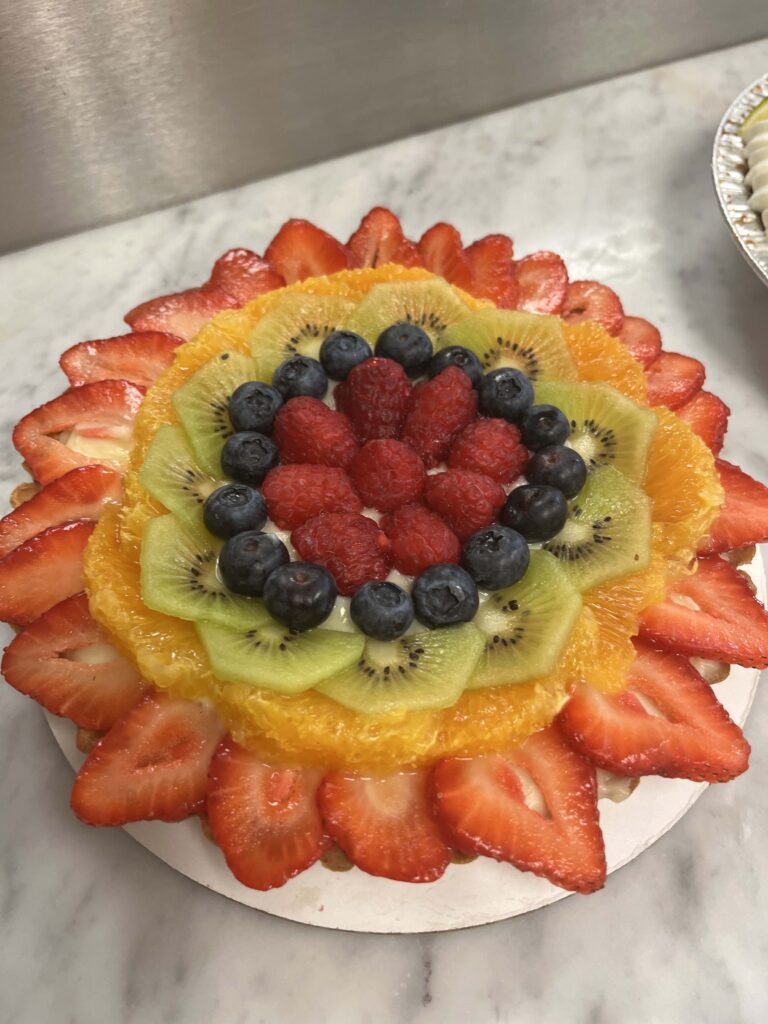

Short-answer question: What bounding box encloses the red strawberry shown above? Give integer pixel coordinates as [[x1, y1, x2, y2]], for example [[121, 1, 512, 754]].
[[262, 465, 362, 530], [205, 247, 285, 302], [400, 367, 478, 468], [2, 593, 146, 730], [13, 380, 144, 485], [0, 521, 94, 626], [71, 694, 222, 826], [264, 219, 349, 284], [319, 769, 451, 883], [432, 725, 606, 894], [417, 223, 473, 291], [125, 286, 238, 341], [349, 439, 425, 511], [334, 357, 412, 443], [676, 390, 730, 454], [617, 316, 662, 368], [513, 251, 568, 314], [0, 465, 121, 559], [273, 397, 359, 469], [464, 234, 518, 307], [561, 280, 624, 335], [424, 470, 505, 541], [207, 738, 330, 891], [60, 331, 182, 389], [559, 639, 749, 783], [347, 208, 421, 268], [645, 352, 705, 409], [380, 504, 460, 577], [640, 556, 768, 668], [292, 512, 391, 595], [699, 460, 768, 554], [448, 418, 528, 484]]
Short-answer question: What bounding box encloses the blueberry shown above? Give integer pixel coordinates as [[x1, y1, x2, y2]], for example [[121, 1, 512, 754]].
[[426, 345, 484, 388], [219, 531, 289, 597], [412, 564, 479, 629], [350, 581, 414, 640], [203, 484, 267, 539], [461, 526, 530, 590], [520, 404, 570, 450], [263, 561, 337, 631], [478, 367, 534, 422], [501, 484, 568, 542], [272, 356, 328, 399], [319, 330, 372, 381], [229, 381, 283, 434], [375, 323, 432, 377], [526, 444, 587, 499], [221, 431, 279, 486]]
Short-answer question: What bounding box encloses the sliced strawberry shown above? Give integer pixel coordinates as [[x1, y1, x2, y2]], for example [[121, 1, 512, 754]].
[[13, 380, 144, 485], [617, 316, 662, 368], [0, 521, 94, 626], [60, 332, 182, 389], [125, 286, 238, 341], [699, 460, 768, 554], [264, 219, 349, 284], [204, 247, 285, 302], [417, 223, 473, 291], [645, 352, 705, 409], [347, 207, 421, 268], [207, 738, 329, 890], [0, 465, 121, 559], [513, 251, 568, 314], [432, 725, 606, 894], [640, 556, 768, 668], [2, 593, 146, 730], [559, 640, 749, 782], [561, 280, 624, 335], [676, 391, 730, 454], [464, 234, 518, 307]]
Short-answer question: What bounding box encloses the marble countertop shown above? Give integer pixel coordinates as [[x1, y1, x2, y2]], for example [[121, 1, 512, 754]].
[[2, 36, 768, 1024]]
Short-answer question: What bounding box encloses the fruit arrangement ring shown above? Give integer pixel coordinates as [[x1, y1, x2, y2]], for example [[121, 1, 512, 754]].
[[2, 209, 767, 897]]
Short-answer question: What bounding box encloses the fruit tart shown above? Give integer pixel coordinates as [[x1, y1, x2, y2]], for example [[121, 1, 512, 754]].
[[2, 208, 768, 900]]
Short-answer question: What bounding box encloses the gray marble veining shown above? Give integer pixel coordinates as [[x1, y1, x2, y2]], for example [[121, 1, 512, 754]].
[[2, 37, 768, 1024]]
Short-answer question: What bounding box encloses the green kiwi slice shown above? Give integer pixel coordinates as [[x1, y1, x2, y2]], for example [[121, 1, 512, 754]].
[[249, 293, 356, 380], [441, 308, 577, 381], [172, 351, 256, 477], [534, 380, 657, 484], [315, 623, 484, 714], [543, 466, 652, 592], [469, 550, 583, 689], [347, 279, 473, 350], [196, 619, 365, 694]]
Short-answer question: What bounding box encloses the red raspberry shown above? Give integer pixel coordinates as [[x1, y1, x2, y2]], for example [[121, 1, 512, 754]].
[[423, 470, 505, 541], [262, 465, 362, 529], [273, 397, 358, 469], [292, 513, 391, 596], [448, 418, 528, 483], [400, 367, 478, 468], [349, 439, 425, 512], [381, 504, 460, 576], [334, 358, 412, 442]]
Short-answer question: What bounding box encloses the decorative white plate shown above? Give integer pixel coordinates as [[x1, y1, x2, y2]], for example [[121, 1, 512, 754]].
[[713, 71, 768, 284]]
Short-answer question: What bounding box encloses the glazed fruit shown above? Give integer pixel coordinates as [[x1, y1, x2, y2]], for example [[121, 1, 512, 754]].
[[526, 445, 587, 499], [264, 218, 349, 283], [60, 331, 181, 389], [478, 367, 534, 422], [218, 531, 289, 597], [513, 251, 568, 314], [500, 484, 568, 542], [374, 322, 432, 376], [461, 526, 529, 590], [426, 344, 483, 387], [400, 366, 478, 467], [220, 431, 279, 486], [263, 561, 338, 631], [139, 424, 220, 541], [519, 403, 570, 450], [645, 351, 705, 409], [262, 464, 362, 529], [381, 503, 461, 576], [412, 564, 479, 629], [272, 355, 328, 400], [203, 485, 267, 539], [291, 512, 391, 596], [349, 581, 414, 641], [348, 278, 472, 349], [346, 207, 420, 269], [562, 280, 624, 336], [335, 357, 412, 442], [448, 418, 528, 484], [319, 329, 372, 380], [272, 397, 359, 469], [424, 470, 506, 541], [249, 293, 355, 380], [228, 381, 283, 434], [349, 440, 425, 511], [699, 460, 768, 554]]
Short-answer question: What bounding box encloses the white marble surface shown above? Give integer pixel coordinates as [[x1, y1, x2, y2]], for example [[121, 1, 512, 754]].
[[1, 37, 768, 1024]]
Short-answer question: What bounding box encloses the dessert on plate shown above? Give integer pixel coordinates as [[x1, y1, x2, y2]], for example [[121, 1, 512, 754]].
[[2, 208, 768, 895]]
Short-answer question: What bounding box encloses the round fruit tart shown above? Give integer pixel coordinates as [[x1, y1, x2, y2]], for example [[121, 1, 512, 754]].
[[2, 208, 768, 898]]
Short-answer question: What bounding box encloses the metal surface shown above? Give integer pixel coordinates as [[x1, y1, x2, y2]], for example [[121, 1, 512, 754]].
[[3, 0, 768, 255]]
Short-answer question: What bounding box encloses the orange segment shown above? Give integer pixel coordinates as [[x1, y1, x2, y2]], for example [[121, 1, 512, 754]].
[[564, 321, 648, 402]]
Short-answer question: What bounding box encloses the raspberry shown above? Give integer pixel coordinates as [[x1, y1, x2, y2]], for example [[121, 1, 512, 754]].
[[334, 357, 412, 442], [292, 513, 391, 596], [448, 418, 528, 483], [262, 465, 362, 529], [400, 367, 478, 468], [381, 504, 461, 576], [423, 470, 506, 541], [273, 396, 359, 469], [349, 439, 425, 512]]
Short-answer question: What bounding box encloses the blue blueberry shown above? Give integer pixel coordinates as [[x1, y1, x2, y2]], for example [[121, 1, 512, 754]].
[[412, 564, 479, 629], [263, 561, 337, 631], [229, 381, 283, 434], [426, 345, 484, 388], [219, 531, 289, 597], [478, 367, 534, 422], [520, 404, 570, 450], [350, 581, 414, 640], [461, 526, 530, 590], [501, 484, 568, 542], [526, 444, 587, 499], [272, 356, 328, 399], [221, 431, 279, 486], [203, 484, 267, 539], [319, 330, 372, 380], [375, 323, 433, 377]]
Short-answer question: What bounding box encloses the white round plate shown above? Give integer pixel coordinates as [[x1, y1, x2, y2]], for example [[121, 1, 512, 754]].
[[47, 554, 765, 934]]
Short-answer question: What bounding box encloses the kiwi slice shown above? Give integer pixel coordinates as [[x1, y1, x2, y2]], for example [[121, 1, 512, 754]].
[[315, 623, 484, 714], [172, 351, 256, 477], [543, 466, 652, 592], [534, 380, 658, 483], [196, 619, 365, 694], [347, 279, 472, 350], [469, 550, 582, 689], [249, 293, 356, 379], [441, 309, 577, 381]]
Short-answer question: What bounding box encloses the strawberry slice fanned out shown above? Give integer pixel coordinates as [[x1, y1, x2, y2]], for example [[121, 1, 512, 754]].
[[13, 380, 144, 485], [71, 694, 222, 826], [676, 390, 730, 454], [699, 460, 768, 554], [347, 208, 421, 268], [60, 332, 182, 389], [513, 251, 568, 314], [644, 351, 705, 409], [319, 769, 451, 883], [125, 286, 239, 341], [204, 247, 285, 302], [559, 640, 750, 782], [264, 219, 349, 284], [561, 280, 625, 336], [464, 234, 518, 307], [617, 316, 662, 368], [432, 725, 606, 894], [2, 593, 146, 730], [207, 739, 330, 890], [418, 223, 473, 292], [640, 556, 768, 669]]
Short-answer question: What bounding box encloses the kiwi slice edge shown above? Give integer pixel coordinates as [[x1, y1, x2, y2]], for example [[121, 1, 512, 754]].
[[248, 292, 357, 379], [347, 278, 474, 350]]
